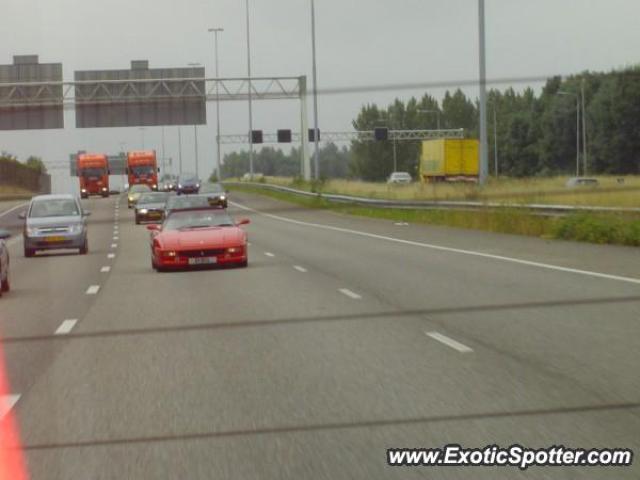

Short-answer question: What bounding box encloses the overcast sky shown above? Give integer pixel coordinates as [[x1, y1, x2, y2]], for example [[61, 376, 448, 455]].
[[2, 0, 640, 192]]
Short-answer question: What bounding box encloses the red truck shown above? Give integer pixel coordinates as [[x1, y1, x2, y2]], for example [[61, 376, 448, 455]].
[[127, 151, 158, 190], [77, 153, 110, 198]]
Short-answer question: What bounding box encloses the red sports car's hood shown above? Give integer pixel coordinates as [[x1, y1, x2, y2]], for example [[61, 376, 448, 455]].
[[157, 227, 246, 249]]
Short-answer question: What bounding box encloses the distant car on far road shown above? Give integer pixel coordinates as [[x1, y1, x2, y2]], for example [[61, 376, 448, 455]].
[[135, 192, 171, 224], [241, 172, 264, 182], [128, 184, 152, 208], [566, 177, 599, 188], [20, 194, 90, 257], [198, 183, 228, 208], [176, 173, 200, 195], [387, 172, 412, 184], [0, 228, 11, 297]]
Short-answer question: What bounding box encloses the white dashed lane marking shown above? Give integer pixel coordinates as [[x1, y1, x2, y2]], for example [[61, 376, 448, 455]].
[[55, 319, 78, 335], [107, 253, 116, 259], [100, 266, 111, 273], [86, 285, 100, 295], [339, 288, 362, 300], [293, 265, 307, 273], [0, 394, 21, 420], [264, 252, 275, 257], [425, 331, 473, 353]]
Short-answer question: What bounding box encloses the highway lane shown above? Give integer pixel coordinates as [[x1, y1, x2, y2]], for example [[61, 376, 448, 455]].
[[0, 195, 120, 399], [2, 191, 639, 479]]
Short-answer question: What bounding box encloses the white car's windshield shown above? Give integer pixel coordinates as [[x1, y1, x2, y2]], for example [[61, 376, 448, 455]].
[[29, 199, 80, 218]]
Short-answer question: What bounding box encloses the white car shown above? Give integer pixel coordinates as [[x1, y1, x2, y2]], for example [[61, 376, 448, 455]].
[[242, 173, 264, 182], [387, 172, 412, 184], [565, 177, 599, 188]]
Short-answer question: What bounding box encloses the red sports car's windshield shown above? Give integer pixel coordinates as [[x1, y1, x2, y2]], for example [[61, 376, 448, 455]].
[[163, 210, 234, 230]]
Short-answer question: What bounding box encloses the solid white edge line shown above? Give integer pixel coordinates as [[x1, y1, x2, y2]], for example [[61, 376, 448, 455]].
[[339, 288, 362, 300], [426, 331, 474, 353], [230, 200, 640, 286], [0, 394, 21, 419], [100, 266, 111, 273], [0, 203, 28, 218], [107, 253, 116, 259], [293, 265, 307, 273], [55, 319, 78, 335], [86, 285, 100, 295]]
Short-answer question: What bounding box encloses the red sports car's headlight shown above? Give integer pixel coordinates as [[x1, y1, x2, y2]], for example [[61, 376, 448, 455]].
[[160, 250, 177, 257], [226, 246, 244, 254]]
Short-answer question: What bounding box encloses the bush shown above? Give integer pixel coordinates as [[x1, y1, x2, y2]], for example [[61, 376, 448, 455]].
[[553, 214, 640, 246]]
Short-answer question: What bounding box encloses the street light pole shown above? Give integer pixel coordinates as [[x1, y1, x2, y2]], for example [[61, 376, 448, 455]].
[[187, 63, 202, 178], [557, 91, 580, 177], [194, 125, 199, 177], [493, 107, 498, 176], [310, 0, 321, 180], [478, 0, 489, 184], [581, 78, 588, 175], [161, 126, 166, 178], [208, 27, 224, 180], [178, 127, 183, 175], [245, 0, 254, 179]]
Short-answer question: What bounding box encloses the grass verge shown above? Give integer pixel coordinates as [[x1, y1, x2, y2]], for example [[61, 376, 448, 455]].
[[229, 184, 640, 247], [230, 175, 640, 208]]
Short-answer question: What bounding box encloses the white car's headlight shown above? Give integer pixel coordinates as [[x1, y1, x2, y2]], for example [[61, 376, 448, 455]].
[[139, 209, 149, 214], [25, 226, 38, 236], [220, 195, 226, 200], [69, 224, 83, 234]]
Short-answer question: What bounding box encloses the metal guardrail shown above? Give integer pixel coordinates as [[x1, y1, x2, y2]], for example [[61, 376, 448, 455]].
[[225, 182, 640, 216]]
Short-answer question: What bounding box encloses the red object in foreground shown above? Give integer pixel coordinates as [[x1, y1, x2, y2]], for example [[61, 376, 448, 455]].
[[149, 217, 250, 271], [0, 339, 28, 480]]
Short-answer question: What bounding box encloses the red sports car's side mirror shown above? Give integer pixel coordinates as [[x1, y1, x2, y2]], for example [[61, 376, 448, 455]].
[[146, 224, 161, 231], [237, 218, 250, 226]]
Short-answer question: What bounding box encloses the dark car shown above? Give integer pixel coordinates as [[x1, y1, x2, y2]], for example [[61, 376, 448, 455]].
[[0, 228, 11, 297], [198, 183, 228, 208], [176, 173, 200, 195], [135, 192, 171, 224]]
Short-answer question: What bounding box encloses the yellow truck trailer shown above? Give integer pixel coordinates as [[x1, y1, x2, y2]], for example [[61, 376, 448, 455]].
[[419, 139, 479, 182]]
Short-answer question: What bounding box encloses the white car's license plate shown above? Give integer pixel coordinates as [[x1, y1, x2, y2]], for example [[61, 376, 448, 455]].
[[188, 257, 217, 265]]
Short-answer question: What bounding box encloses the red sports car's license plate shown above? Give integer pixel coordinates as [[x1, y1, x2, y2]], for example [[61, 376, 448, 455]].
[[188, 257, 217, 265]]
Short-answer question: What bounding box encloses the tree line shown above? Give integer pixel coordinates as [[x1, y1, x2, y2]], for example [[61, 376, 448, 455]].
[[0, 152, 47, 173], [220, 66, 640, 181]]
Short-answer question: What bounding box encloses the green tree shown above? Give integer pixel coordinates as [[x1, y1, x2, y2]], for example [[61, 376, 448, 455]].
[[25, 156, 47, 174]]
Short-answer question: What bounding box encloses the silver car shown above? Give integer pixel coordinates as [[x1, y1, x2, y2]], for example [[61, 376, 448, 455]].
[[20, 194, 90, 257], [0, 228, 11, 297]]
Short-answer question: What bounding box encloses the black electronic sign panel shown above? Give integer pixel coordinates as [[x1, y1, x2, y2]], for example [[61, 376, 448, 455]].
[[75, 60, 206, 128], [0, 55, 64, 130]]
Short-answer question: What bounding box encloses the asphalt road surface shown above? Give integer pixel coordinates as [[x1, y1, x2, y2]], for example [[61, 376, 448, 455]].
[[0, 192, 639, 479]]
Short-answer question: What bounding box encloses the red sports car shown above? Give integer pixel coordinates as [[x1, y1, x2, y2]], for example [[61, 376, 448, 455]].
[[147, 207, 250, 271]]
